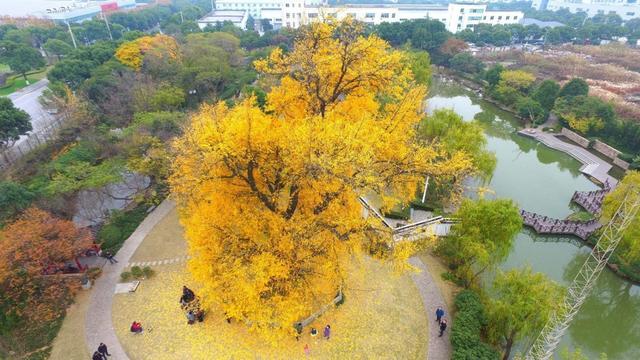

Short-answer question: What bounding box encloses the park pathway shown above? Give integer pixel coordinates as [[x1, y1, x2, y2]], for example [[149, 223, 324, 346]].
[[409, 257, 452, 360], [84, 199, 176, 360]]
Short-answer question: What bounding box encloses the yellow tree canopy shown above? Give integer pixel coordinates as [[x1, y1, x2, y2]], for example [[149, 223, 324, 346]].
[[170, 19, 473, 339], [115, 34, 180, 70]]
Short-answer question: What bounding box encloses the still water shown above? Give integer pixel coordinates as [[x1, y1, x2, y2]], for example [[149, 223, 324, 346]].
[[426, 78, 640, 359]]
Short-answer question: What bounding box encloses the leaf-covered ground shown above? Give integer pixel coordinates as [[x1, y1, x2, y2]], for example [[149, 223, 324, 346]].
[[112, 257, 428, 359]]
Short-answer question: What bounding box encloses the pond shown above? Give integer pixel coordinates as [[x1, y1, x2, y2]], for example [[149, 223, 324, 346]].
[[426, 77, 640, 359]]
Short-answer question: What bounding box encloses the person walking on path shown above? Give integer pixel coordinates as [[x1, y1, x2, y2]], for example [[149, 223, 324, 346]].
[[97, 342, 111, 357], [102, 250, 118, 264], [323, 324, 331, 340], [304, 344, 310, 356], [439, 319, 448, 337], [435, 306, 445, 323]]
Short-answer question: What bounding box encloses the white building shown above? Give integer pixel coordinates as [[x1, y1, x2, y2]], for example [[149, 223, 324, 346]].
[[197, 10, 249, 30], [250, 2, 523, 33], [531, 0, 640, 21]]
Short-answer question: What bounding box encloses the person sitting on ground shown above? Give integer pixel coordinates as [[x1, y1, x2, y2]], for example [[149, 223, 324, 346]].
[[182, 286, 195, 302], [196, 309, 205, 322], [310, 327, 318, 337], [93, 350, 104, 360], [130, 321, 143, 334], [187, 310, 196, 325]]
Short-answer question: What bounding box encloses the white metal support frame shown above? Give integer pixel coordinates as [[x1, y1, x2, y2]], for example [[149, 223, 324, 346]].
[[526, 188, 640, 360]]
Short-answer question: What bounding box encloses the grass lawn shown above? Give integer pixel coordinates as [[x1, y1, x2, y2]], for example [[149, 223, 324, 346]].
[[128, 207, 187, 263], [48, 290, 91, 360], [0, 68, 49, 96], [112, 209, 429, 359]]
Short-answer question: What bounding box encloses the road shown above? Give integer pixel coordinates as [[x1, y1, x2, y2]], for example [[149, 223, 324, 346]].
[[8, 78, 53, 135]]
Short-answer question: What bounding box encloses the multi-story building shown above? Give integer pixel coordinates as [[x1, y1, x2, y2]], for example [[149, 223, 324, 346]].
[[531, 0, 640, 21], [214, 1, 523, 32]]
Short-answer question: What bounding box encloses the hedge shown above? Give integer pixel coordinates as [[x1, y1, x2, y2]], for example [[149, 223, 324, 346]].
[[451, 290, 500, 360]]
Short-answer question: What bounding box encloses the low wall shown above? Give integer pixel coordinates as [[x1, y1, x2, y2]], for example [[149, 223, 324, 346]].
[[560, 128, 590, 148], [593, 139, 621, 161], [613, 157, 630, 170]]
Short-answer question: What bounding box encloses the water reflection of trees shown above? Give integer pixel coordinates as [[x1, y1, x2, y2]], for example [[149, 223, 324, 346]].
[[535, 146, 583, 177], [562, 252, 640, 359]]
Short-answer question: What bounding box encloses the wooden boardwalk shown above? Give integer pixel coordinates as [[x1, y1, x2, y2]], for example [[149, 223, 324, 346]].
[[571, 179, 612, 215], [518, 128, 618, 187], [520, 210, 601, 240]]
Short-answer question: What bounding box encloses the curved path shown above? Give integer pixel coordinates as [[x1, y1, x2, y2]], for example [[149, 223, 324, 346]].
[[409, 257, 452, 360], [83, 200, 450, 360], [84, 200, 175, 360]]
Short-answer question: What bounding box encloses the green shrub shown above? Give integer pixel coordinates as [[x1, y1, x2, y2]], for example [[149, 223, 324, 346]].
[[142, 266, 154, 279], [120, 271, 132, 282], [130, 266, 143, 279], [618, 153, 635, 162], [410, 200, 434, 212], [451, 290, 500, 360], [97, 204, 149, 252]]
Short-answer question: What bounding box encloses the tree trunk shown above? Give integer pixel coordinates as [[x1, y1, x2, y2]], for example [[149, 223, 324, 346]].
[[502, 332, 516, 360], [22, 72, 28, 82]]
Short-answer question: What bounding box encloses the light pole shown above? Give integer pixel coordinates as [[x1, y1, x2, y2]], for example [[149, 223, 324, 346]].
[[102, 11, 113, 41], [65, 21, 78, 49]]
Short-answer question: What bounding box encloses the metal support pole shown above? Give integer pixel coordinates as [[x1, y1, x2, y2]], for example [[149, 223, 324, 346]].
[[421, 176, 429, 203], [102, 12, 113, 41], [66, 21, 77, 49]]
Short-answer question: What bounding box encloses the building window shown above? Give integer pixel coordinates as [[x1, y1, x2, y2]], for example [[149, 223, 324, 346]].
[[458, 16, 463, 20], [483, 16, 486, 20], [285, 3, 289, 7], [506, 16, 510, 20], [514, 16, 518, 20], [286, 13, 290, 18], [381, 13, 390, 18], [460, 8, 464, 13], [392, 13, 396, 18], [627, 12, 635, 16], [490, 16, 494, 20], [468, 16, 482, 21], [365, 13, 375, 18], [498, 16, 502, 20], [309, 13, 317, 18]]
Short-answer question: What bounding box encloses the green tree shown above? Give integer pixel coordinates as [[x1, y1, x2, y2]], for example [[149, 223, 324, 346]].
[[516, 97, 546, 125], [246, 15, 256, 31], [0, 181, 34, 224], [487, 267, 564, 360], [408, 50, 432, 86], [559, 78, 589, 98], [2, 44, 45, 81], [532, 79, 561, 111], [436, 198, 522, 287], [260, 19, 273, 32], [484, 64, 504, 90], [420, 109, 496, 179], [43, 39, 73, 60], [149, 85, 186, 111], [0, 97, 31, 151], [601, 171, 640, 262], [449, 52, 485, 75]]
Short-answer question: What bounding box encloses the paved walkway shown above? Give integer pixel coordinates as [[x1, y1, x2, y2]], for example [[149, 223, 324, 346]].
[[518, 128, 618, 187], [84, 199, 176, 360], [409, 257, 452, 360], [127, 255, 190, 268]]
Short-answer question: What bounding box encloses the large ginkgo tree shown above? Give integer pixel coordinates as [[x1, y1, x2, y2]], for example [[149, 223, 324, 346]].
[[170, 19, 474, 338]]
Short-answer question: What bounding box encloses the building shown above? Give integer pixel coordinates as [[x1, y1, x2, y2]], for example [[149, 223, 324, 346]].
[[531, 0, 640, 21], [197, 10, 250, 30], [222, 1, 523, 33], [2, 0, 137, 23]]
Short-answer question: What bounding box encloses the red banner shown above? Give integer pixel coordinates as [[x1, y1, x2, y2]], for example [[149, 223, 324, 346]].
[[100, 2, 119, 12]]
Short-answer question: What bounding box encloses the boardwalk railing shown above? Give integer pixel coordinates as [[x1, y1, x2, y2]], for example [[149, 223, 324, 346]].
[[0, 117, 63, 170], [520, 210, 601, 240], [571, 179, 612, 215]]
